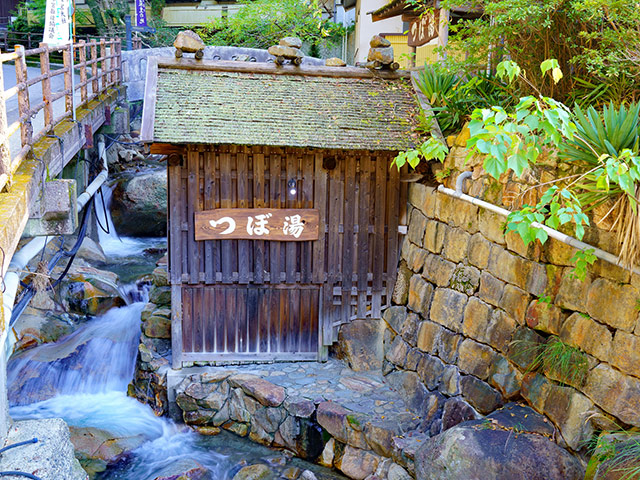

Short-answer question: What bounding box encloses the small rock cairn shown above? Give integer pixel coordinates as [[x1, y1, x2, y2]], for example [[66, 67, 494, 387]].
[[268, 37, 304, 65], [365, 35, 399, 71], [174, 30, 205, 60]]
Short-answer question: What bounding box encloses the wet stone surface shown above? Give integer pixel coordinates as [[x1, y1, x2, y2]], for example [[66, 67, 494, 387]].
[[172, 360, 423, 479], [178, 359, 415, 422]]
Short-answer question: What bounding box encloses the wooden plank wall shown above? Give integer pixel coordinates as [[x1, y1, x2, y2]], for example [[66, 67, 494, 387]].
[[181, 285, 319, 362], [169, 145, 406, 362]]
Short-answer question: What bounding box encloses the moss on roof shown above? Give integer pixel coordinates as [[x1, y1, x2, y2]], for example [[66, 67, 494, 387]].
[[153, 68, 421, 151]]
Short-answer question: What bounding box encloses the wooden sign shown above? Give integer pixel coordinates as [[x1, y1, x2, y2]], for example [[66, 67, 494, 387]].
[[195, 209, 320, 241], [408, 10, 439, 47]]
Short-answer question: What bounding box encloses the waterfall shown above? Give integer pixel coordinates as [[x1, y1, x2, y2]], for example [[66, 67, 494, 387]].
[[94, 185, 156, 258], [8, 303, 146, 405]]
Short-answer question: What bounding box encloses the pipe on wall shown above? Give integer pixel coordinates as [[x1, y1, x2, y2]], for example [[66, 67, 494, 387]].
[[2, 136, 108, 340], [437, 172, 640, 276]]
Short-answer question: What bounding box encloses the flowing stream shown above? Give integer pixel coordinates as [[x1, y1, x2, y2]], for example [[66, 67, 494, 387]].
[[6, 184, 342, 480]]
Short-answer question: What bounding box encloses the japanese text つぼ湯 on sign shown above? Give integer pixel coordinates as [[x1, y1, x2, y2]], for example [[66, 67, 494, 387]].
[[194, 209, 320, 241], [408, 10, 439, 47]]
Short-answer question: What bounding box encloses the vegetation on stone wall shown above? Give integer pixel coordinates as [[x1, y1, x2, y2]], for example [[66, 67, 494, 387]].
[[398, 56, 640, 274], [511, 335, 589, 387]]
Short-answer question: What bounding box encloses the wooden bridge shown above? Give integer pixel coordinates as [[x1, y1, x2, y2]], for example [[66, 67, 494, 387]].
[[0, 39, 124, 281]]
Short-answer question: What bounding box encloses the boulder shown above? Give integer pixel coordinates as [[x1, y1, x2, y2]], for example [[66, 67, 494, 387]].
[[11, 307, 75, 354], [0, 419, 87, 480], [415, 404, 584, 480], [174, 30, 205, 53], [268, 45, 303, 63], [153, 458, 210, 480], [77, 237, 107, 264], [280, 37, 302, 49], [232, 464, 274, 480], [325, 57, 346, 67], [337, 319, 384, 371], [59, 265, 126, 316], [111, 170, 167, 237], [367, 47, 394, 64], [370, 35, 391, 48], [228, 374, 285, 407], [70, 426, 145, 477]]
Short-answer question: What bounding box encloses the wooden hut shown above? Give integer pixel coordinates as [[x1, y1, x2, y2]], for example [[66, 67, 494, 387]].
[[140, 57, 420, 366]]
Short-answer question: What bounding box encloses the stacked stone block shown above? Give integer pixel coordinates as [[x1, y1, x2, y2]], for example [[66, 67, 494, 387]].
[[385, 183, 640, 451], [128, 264, 172, 415], [174, 371, 418, 479]]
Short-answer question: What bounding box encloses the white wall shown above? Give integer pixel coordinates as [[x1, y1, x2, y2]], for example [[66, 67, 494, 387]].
[[354, 0, 403, 63]]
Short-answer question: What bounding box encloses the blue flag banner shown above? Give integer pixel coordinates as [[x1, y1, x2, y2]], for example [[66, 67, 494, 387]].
[[136, 0, 147, 27]]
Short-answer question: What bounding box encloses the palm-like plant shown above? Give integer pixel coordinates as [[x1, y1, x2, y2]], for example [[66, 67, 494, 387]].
[[560, 102, 640, 267]]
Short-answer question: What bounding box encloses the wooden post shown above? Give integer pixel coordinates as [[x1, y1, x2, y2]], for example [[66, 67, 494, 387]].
[[115, 39, 122, 84], [437, 8, 450, 62], [62, 43, 73, 114], [78, 40, 87, 105], [109, 38, 116, 85], [410, 45, 417, 68], [99, 39, 106, 90], [90, 41, 98, 96], [14, 45, 32, 149], [39, 43, 53, 131], [0, 64, 11, 192]]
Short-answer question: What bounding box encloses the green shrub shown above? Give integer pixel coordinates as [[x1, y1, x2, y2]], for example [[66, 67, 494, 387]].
[[438, 0, 640, 101], [414, 64, 514, 136], [196, 0, 345, 53]]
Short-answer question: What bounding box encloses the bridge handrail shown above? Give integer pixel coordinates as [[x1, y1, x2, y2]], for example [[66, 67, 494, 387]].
[[0, 38, 122, 194]]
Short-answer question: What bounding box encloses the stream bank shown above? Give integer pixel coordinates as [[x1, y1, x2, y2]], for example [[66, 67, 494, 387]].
[[6, 167, 349, 479]]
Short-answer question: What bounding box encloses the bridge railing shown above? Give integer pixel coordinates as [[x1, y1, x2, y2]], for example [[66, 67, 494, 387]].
[[0, 38, 122, 194]]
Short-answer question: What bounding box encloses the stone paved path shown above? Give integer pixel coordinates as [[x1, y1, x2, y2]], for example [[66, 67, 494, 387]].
[[173, 358, 420, 426]]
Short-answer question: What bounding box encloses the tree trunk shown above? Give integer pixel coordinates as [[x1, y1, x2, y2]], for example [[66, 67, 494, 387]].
[[86, 0, 107, 34]]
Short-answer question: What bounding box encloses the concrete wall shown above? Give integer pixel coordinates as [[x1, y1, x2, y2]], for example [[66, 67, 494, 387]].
[[383, 136, 640, 452], [122, 47, 325, 101]]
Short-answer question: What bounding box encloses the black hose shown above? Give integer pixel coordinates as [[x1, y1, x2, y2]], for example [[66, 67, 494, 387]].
[[10, 197, 94, 326], [0, 438, 37, 455], [95, 186, 111, 235], [0, 438, 44, 480], [0, 471, 43, 479]]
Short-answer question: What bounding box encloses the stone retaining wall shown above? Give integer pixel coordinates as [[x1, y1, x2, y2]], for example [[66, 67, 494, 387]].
[[385, 181, 640, 451], [174, 371, 418, 480]]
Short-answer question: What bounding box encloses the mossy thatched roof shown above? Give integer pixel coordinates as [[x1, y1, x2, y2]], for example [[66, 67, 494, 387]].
[[150, 63, 420, 151]]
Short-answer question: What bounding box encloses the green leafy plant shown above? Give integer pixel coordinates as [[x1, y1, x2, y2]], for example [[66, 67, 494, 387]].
[[435, 167, 453, 182], [569, 249, 598, 281], [439, 0, 640, 101], [464, 59, 640, 272], [392, 137, 448, 170], [560, 103, 640, 267]]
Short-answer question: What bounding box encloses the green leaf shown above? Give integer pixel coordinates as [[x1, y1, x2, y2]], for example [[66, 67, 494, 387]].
[[484, 155, 508, 179], [507, 152, 529, 177], [536, 228, 549, 244], [496, 60, 521, 83]]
